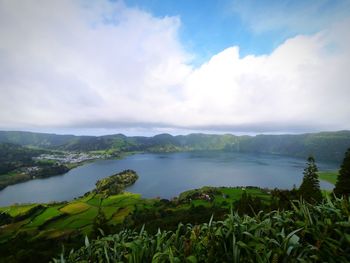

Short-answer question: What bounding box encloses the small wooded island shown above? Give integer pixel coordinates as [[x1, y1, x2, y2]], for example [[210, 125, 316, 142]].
[[94, 169, 139, 195]]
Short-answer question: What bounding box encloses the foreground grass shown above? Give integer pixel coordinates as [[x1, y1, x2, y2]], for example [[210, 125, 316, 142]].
[[55, 197, 350, 263]]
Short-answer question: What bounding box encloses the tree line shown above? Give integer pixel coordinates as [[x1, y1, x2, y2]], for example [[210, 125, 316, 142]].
[[299, 147, 350, 203]]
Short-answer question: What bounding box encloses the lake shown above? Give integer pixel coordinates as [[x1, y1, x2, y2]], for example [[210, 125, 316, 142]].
[[0, 151, 337, 206]]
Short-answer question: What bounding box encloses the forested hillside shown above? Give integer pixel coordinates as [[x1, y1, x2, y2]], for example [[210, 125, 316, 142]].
[[1, 130, 350, 162], [0, 143, 71, 190], [0, 131, 77, 148], [0, 143, 42, 174]]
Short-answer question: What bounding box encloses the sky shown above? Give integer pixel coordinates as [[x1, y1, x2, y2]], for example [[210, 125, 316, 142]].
[[0, 0, 350, 136]]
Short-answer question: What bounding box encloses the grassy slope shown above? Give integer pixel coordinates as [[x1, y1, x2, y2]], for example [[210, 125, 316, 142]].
[[0, 192, 141, 243], [318, 171, 339, 185], [0, 204, 40, 217], [0, 187, 269, 244]]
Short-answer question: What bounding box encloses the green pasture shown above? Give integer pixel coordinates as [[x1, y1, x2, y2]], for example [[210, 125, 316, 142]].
[[318, 171, 338, 185], [110, 207, 134, 224], [0, 203, 39, 217], [60, 202, 90, 214], [0, 187, 273, 243], [26, 206, 62, 228]]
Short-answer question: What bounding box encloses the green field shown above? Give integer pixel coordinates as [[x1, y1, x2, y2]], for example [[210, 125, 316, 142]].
[[0, 186, 277, 262], [318, 171, 339, 185], [0, 187, 270, 244], [26, 206, 62, 228], [219, 187, 270, 201], [60, 202, 90, 214], [0, 192, 144, 243], [0, 203, 39, 217]]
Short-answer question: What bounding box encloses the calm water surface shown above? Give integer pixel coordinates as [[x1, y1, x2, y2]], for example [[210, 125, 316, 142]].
[[0, 152, 337, 206]]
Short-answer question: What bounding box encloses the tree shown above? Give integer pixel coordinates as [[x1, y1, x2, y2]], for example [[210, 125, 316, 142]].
[[334, 148, 350, 197], [234, 191, 264, 216], [299, 156, 322, 203], [270, 188, 299, 210], [91, 199, 110, 239], [91, 208, 109, 239]]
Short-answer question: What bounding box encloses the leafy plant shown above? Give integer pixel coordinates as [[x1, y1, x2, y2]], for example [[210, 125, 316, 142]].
[[54, 197, 350, 263]]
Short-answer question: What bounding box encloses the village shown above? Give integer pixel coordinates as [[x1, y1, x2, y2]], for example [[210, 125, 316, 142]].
[[34, 152, 111, 164]]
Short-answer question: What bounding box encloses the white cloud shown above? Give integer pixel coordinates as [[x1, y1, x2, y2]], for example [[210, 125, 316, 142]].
[[0, 0, 191, 128], [180, 22, 350, 131], [0, 0, 349, 133]]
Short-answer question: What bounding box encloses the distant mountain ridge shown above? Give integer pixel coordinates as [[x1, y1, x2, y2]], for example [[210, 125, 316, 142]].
[[1, 130, 350, 163]]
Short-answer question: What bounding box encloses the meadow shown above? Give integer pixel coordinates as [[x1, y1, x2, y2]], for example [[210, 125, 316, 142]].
[[318, 171, 338, 185], [0, 187, 269, 245]]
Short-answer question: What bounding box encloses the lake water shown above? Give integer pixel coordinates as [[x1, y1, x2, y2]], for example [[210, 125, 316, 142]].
[[0, 152, 337, 206]]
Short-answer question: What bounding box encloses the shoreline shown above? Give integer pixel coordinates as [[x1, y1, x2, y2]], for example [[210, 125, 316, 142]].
[[0, 150, 142, 192], [0, 148, 339, 191], [0, 151, 338, 206]]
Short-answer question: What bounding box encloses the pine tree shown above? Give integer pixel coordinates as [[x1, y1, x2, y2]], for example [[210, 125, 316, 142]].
[[299, 156, 322, 203], [91, 198, 110, 239], [91, 207, 109, 239], [334, 148, 350, 197]]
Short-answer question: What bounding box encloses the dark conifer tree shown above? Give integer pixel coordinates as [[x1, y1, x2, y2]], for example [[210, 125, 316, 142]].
[[91, 207, 109, 239], [91, 199, 110, 238], [299, 156, 322, 203], [235, 191, 264, 216], [334, 148, 350, 197]]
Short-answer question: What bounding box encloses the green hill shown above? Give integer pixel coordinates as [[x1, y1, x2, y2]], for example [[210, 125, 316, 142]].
[[0, 143, 42, 174], [0, 131, 77, 148], [1, 130, 350, 162], [0, 185, 271, 262], [0, 143, 72, 190]]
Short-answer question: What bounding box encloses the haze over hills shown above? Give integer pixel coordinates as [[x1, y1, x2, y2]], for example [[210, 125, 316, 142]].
[[1, 130, 349, 163]]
